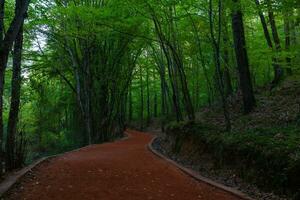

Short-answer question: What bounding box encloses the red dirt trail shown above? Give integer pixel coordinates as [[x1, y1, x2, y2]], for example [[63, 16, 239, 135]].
[[5, 130, 242, 200]]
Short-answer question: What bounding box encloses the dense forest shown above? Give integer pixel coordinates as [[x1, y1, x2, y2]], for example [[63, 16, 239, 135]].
[[0, 0, 299, 198]]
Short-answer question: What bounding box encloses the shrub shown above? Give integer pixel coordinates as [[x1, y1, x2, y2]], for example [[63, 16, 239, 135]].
[[166, 121, 300, 196]]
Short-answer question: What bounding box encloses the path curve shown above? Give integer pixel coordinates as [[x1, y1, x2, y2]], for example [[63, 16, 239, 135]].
[[5, 130, 242, 200]]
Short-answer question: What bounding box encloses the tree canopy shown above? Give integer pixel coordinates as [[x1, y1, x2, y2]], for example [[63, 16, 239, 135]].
[[0, 0, 299, 174]]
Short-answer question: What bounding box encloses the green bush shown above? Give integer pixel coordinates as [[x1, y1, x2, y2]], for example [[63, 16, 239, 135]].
[[166, 122, 300, 196]]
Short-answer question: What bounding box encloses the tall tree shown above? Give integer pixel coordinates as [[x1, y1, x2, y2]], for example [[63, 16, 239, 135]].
[[6, 23, 23, 170], [231, 0, 256, 113], [0, 0, 29, 174], [209, 0, 231, 131], [266, 0, 284, 86], [139, 64, 144, 130], [254, 0, 283, 87]]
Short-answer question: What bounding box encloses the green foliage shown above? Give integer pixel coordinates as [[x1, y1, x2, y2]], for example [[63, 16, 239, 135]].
[[166, 121, 300, 196], [2, 0, 300, 179]]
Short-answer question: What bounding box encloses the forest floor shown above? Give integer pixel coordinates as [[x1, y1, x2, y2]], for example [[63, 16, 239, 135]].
[[2, 130, 242, 200]]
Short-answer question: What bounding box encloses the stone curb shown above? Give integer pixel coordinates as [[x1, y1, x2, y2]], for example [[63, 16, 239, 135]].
[[147, 136, 255, 200], [0, 132, 129, 197]]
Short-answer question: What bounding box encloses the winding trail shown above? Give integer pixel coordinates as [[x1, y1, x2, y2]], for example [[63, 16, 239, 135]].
[[5, 130, 242, 200]]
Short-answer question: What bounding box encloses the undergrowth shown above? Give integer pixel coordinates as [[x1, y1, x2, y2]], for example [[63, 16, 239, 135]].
[[166, 121, 300, 198]]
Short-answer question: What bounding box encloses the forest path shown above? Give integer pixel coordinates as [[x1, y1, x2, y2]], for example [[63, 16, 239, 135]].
[[5, 130, 241, 200]]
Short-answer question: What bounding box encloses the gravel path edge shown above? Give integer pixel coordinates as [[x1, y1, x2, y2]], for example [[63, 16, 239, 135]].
[[0, 132, 129, 197]]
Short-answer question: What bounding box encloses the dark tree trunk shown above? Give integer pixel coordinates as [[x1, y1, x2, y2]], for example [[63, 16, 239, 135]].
[[139, 65, 144, 130], [6, 24, 23, 170], [223, 21, 233, 97], [266, 0, 283, 86], [254, 0, 283, 85], [177, 61, 195, 121], [254, 0, 273, 48], [154, 93, 158, 118], [284, 13, 292, 75], [152, 17, 183, 122], [0, 54, 6, 174], [266, 0, 281, 50], [290, 17, 297, 46], [187, 9, 213, 107], [159, 57, 167, 131], [223, 67, 233, 97], [0, 0, 29, 174], [0, 0, 6, 175], [231, 0, 256, 113], [146, 67, 150, 126], [209, 0, 231, 131], [128, 87, 133, 122], [0, 0, 4, 42]]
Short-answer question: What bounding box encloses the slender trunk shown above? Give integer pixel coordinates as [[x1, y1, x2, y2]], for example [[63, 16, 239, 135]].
[[128, 86, 133, 122], [254, 0, 283, 85], [153, 70, 158, 118], [168, 42, 195, 120], [290, 18, 297, 46], [231, 0, 256, 113], [223, 67, 233, 97], [266, 0, 283, 86], [0, 0, 29, 174], [0, 56, 6, 174], [168, 6, 195, 121], [209, 0, 231, 131], [194, 62, 201, 110], [154, 93, 158, 118], [146, 67, 150, 126], [177, 60, 195, 121], [159, 57, 167, 131], [267, 0, 281, 50], [152, 17, 183, 121], [169, 54, 182, 121], [151, 46, 168, 131], [70, 45, 91, 144], [0, 0, 6, 173], [139, 65, 144, 130], [284, 13, 292, 75], [0, 0, 4, 42], [223, 20, 233, 97], [187, 10, 213, 107], [254, 0, 273, 48], [6, 23, 23, 170]]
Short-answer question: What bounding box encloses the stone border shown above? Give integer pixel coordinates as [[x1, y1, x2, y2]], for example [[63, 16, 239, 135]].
[[0, 132, 129, 197], [147, 136, 255, 200], [0, 157, 47, 197]]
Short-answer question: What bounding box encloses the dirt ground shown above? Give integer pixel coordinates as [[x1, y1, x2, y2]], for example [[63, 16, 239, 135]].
[[4, 130, 242, 200]]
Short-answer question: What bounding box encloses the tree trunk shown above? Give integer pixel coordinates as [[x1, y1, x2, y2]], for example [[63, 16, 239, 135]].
[[6, 23, 23, 170], [223, 20, 233, 97], [209, 0, 231, 131], [0, 0, 29, 174], [187, 10, 213, 107], [154, 93, 158, 118], [231, 0, 256, 113], [0, 55, 6, 174], [128, 86, 133, 122], [139, 65, 144, 130], [266, 0, 283, 86], [152, 17, 183, 122], [284, 12, 292, 75], [254, 0, 273, 48], [0, 0, 6, 174], [0, 0, 4, 42], [146, 66, 150, 126], [254, 0, 283, 85]]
